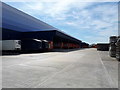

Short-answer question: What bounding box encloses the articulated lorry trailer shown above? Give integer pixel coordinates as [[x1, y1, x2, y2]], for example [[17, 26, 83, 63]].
[[21, 39, 53, 52], [21, 39, 42, 52], [0, 40, 21, 54]]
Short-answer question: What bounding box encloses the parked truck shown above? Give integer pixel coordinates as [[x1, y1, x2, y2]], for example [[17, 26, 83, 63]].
[[42, 40, 49, 51], [0, 40, 21, 54], [21, 39, 42, 52]]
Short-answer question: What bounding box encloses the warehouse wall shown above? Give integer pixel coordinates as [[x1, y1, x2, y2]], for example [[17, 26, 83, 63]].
[[2, 28, 22, 40]]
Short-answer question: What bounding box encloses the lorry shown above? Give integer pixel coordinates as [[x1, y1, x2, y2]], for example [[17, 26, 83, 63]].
[[0, 40, 21, 54], [42, 40, 49, 51], [21, 39, 42, 52]]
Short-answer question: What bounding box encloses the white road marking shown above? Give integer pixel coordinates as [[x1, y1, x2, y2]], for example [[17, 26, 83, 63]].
[[97, 51, 115, 88]]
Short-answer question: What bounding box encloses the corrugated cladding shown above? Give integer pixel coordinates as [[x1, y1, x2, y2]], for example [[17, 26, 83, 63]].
[[2, 2, 57, 32]]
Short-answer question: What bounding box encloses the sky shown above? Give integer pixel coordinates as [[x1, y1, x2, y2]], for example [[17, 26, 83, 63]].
[[4, 0, 118, 44]]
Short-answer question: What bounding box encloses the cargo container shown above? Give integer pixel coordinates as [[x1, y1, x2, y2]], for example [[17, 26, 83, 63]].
[[21, 39, 42, 52], [0, 40, 21, 52], [97, 43, 109, 51]]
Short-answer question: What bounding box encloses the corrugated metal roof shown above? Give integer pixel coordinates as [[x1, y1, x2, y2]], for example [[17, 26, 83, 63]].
[[2, 2, 58, 32], [1, 2, 81, 43]]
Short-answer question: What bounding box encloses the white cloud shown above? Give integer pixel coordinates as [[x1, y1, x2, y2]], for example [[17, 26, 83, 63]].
[[65, 22, 77, 26], [84, 36, 110, 44], [24, 2, 43, 10], [4, 1, 118, 44], [2, 0, 119, 2], [44, 0, 74, 17]]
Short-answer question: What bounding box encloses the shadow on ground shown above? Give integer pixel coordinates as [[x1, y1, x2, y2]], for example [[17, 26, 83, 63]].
[[2, 48, 90, 56], [51, 48, 89, 52]]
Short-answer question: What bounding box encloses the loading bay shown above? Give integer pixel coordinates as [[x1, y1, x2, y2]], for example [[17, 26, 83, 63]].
[[2, 48, 118, 88]]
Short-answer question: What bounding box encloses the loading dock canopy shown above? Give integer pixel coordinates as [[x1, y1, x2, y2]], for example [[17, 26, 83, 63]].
[[1, 2, 81, 44], [22, 30, 81, 44]]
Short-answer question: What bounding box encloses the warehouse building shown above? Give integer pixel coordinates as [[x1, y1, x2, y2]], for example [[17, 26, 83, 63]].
[[1, 2, 88, 51]]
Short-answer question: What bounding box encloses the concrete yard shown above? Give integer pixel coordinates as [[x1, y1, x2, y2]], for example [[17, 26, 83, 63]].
[[2, 48, 118, 88]]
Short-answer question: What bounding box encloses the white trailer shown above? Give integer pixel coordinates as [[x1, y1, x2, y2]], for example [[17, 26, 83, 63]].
[[0, 40, 21, 51]]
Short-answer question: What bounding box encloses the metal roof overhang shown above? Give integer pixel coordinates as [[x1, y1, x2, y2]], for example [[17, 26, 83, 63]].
[[22, 30, 81, 44], [2, 2, 57, 32], [21, 31, 56, 41], [55, 30, 81, 43], [1, 2, 81, 44]]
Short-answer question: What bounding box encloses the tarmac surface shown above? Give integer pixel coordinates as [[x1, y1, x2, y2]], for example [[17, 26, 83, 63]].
[[2, 48, 118, 88]]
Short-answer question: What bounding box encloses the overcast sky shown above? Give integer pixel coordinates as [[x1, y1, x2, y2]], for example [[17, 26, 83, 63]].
[[5, 1, 118, 44]]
